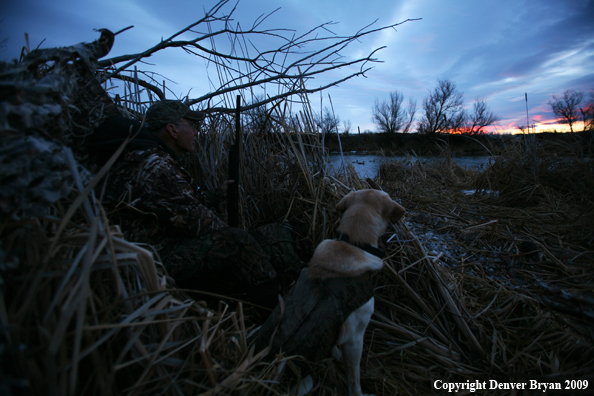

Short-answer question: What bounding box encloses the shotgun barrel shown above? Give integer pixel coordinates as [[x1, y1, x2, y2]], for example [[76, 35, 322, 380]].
[[227, 95, 241, 227]]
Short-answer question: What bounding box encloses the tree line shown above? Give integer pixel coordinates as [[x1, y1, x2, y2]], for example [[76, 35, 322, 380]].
[[242, 80, 594, 136], [370, 81, 594, 135], [301, 79, 501, 137], [371, 79, 499, 135]]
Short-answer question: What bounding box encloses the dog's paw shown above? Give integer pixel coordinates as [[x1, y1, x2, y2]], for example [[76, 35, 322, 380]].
[[290, 375, 313, 395], [331, 345, 342, 361]]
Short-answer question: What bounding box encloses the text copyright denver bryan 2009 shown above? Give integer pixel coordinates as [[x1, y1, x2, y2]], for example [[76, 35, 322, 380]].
[[434, 379, 589, 393]]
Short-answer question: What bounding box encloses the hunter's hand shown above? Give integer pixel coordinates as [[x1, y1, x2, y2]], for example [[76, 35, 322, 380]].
[[220, 180, 235, 198]]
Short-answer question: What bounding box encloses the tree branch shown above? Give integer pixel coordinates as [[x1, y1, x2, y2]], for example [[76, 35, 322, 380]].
[[98, 0, 420, 116], [109, 74, 166, 100]]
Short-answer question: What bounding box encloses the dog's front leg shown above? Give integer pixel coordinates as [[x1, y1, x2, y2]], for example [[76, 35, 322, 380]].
[[337, 297, 375, 396]]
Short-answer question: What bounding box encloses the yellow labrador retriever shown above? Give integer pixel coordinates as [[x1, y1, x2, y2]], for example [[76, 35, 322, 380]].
[[253, 189, 405, 396]]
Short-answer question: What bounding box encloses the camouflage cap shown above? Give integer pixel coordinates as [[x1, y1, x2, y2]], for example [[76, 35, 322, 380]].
[[145, 100, 206, 131]]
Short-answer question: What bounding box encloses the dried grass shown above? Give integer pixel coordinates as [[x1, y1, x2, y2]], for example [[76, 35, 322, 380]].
[[1, 88, 373, 395], [6, 123, 593, 395], [1, 160, 288, 395], [373, 145, 594, 394]]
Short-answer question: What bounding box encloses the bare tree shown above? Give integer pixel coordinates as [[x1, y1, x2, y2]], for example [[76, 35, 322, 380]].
[[463, 98, 500, 134], [342, 119, 352, 135], [372, 91, 404, 133], [418, 79, 465, 134], [316, 106, 340, 136], [96, 0, 418, 115], [402, 98, 417, 134], [371, 92, 416, 134], [580, 87, 594, 131], [548, 88, 584, 133]]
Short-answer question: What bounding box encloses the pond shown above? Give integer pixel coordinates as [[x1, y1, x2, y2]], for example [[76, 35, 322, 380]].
[[327, 153, 493, 179]]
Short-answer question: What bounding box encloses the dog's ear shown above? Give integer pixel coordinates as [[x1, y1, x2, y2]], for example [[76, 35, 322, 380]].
[[384, 196, 406, 223], [336, 191, 356, 216]]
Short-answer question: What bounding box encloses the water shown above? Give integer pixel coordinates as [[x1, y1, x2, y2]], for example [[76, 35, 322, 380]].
[[327, 153, 493, 179]]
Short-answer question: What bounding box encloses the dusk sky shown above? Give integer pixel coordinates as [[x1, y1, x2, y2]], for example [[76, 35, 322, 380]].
[[2, 0, 593, 134]]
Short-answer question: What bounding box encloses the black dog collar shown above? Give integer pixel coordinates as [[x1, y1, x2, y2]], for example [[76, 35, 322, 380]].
[[335, 231, 385, 259]]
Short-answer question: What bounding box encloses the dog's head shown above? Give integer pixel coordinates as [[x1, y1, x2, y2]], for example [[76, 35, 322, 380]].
[[336, 189, 405, 242]]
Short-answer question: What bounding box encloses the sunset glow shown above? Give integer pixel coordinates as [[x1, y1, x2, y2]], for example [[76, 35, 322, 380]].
[[2, 0, 592, 136], [484, 120, 589, 135]]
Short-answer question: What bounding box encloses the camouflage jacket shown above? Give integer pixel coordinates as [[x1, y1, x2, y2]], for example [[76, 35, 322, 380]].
[[106, 144, 228, 241]]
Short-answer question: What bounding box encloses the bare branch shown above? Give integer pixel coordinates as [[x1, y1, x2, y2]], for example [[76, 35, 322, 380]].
[[418, 79, 465, 134], [464, 97, 500, 134], [109, 74, 165, 100], [97, 1, 420, 116], [548, 89, 584, 133], [203, 64, 375, 114]]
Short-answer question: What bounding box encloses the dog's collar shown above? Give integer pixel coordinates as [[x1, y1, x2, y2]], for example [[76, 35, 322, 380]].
[[335, 231, 385, 259]]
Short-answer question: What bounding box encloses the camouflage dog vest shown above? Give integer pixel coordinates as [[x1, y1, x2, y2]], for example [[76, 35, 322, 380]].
[[253, 268, 374, 362]]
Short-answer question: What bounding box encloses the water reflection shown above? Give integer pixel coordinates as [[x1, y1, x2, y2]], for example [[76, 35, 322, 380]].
[[327, 153, 492, 179]]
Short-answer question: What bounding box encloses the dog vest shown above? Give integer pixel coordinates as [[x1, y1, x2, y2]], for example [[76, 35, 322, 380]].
[[253, 268, 374, 363]]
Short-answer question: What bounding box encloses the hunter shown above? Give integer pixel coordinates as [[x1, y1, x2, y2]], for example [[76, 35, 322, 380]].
[[95, 100, 300, 310]]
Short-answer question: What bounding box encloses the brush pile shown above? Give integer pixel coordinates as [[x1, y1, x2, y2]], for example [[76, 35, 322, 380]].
[[2, 28, 594, 396]]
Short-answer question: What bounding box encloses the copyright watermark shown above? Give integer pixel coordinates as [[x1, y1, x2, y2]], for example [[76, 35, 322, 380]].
[[434, 379, 589, 393]]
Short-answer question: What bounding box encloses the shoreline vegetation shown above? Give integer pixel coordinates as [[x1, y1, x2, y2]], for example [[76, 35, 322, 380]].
[[5, 100, 594, 396], [325, 130, 594, 157], [2, 20, 594, 396]]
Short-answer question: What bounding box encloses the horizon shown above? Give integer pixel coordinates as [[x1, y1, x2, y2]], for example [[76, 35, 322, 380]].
[[334, 123, 590, 135]]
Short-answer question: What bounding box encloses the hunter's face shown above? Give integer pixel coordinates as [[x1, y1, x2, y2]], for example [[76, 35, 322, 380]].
[[175, 119, 198, 152]]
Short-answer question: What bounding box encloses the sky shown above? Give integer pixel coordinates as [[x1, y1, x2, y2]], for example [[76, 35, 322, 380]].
[[2, 0, 593, 134]]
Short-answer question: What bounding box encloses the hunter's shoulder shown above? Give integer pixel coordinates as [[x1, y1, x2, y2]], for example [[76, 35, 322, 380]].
[[119, 146, 178, 173]]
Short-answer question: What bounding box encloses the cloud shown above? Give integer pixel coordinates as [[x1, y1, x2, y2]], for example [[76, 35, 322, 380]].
[[2, 0, 593, 133]]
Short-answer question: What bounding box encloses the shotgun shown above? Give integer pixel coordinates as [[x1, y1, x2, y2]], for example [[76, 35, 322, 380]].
[[227, 95, 241, 227]]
